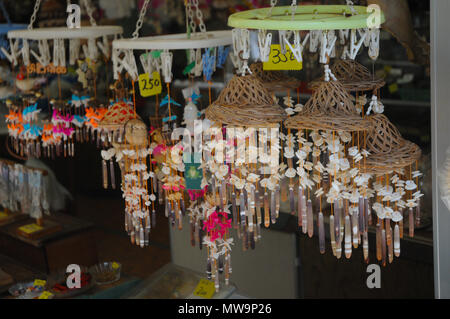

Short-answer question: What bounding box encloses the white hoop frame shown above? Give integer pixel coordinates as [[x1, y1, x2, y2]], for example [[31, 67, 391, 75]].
[[112, 30, 232, 51], [8, 26, 123, 40]]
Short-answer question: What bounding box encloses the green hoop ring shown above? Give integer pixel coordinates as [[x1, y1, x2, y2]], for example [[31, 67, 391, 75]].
[[228, 5, 385, 31]]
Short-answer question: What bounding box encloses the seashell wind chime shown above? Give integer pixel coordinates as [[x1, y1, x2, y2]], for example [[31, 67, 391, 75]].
[[362, 114, 422, 265], [199, 194, 233, 291], [205, 74, 286, 250], [224, 1, 423, 267], [118, 118, 155, 247], [98, 100, 138, 189], [314, 58, 423, 263], [108, 0, 232, 256], [1, 0, 123, 159], [96, 78, 158, 246], [99, 103, 157, 247], [189, 74, 286, 291], [284, 76, 373, 259], [5, 97, 43, 158]]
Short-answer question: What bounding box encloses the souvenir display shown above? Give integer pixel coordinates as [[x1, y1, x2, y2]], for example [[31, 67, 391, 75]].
[[1, 0, 123, 158], [220, 1, 424, 266], [0, 0, 436, 300]]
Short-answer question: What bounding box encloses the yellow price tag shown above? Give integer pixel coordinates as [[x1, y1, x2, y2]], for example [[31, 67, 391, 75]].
[[263, 44, 303, 71], [112, 262, 119, 270], [38, 291, 53, 299], [19, 223, 44, 234], [193, 279, 215, 299], [34, 279, 47, 287], [138, 71, 162, 97], [389, 83, 399, 94]]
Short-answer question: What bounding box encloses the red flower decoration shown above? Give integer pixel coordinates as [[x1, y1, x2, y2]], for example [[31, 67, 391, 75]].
[[188, 187, 207, 201]]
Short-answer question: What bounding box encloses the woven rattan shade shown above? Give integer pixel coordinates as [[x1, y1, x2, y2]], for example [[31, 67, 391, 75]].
[[310, 59, 385, 92], [363, 114, 421, 174], [365, 114, 404, 154], [284, 81, 371, 131], [303, 81, 356, 114], [250, 62, 300, 92], [205, 75, 286, 127]]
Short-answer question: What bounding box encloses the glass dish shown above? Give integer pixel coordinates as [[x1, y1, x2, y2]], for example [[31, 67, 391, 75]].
[[90, 262, 122, 285]]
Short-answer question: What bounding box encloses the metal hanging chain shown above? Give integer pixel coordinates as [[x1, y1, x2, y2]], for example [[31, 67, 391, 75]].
[[0, 0, 11, 25], [132, 0, 151, 39], [191, 0, 206, 33], [186, 0, 196, 34], [82, 0, 97, 26], [28, 0, 42, 30]]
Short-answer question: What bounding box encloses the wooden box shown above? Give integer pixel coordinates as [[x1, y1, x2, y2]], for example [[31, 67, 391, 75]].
[[0, 213, 98, 273]]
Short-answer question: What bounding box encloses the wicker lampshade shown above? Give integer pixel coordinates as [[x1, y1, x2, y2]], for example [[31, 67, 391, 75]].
[[205, 74, 286, 127], [310, 59, 385, 92], [363, 114, 421, 174], [284, 80, 372, 132]]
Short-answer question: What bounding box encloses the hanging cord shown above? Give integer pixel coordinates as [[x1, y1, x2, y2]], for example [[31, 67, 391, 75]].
[[324, 64, 337, 82], [81, 0, 97, 26], [132, 79, 137, 118], [0, 0, 11, 25], [166, 82, 172, 118], [323, 53, 336, 81], [208, 81, 212, 106], [28, 0, 42, 30], [184, 0, 190, 37], [132, 0, 152, 39]]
